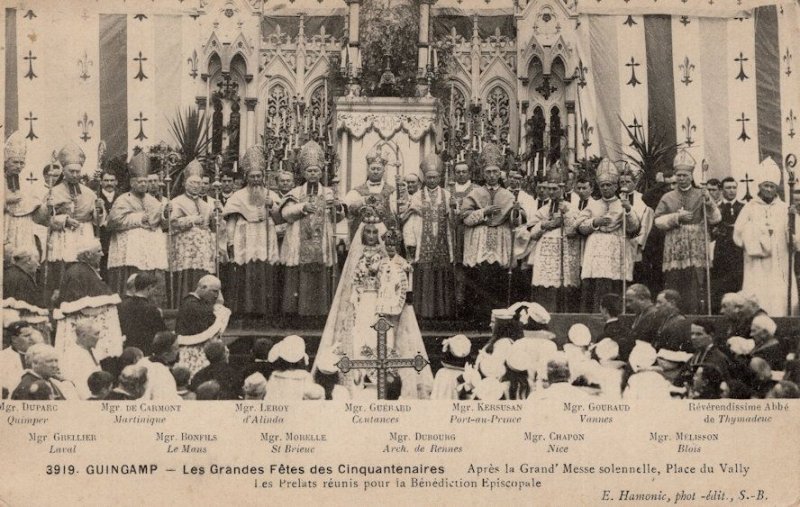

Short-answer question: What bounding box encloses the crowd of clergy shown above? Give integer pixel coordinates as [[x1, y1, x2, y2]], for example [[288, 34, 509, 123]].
[[3, 128, 800, 400]]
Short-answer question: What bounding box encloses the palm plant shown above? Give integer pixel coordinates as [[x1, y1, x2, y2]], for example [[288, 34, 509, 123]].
[[618, 116, 681, 193], [168, 107, 211, 190]]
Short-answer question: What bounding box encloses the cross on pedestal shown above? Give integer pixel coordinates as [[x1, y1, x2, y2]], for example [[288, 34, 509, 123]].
[[335, 316, 429, 400], [740, 172, 754, 201]]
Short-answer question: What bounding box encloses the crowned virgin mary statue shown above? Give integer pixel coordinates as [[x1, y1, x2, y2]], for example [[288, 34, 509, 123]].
[[313, 207, 433, 399]]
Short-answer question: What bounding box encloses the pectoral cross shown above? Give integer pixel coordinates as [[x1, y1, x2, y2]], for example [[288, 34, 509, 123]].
[[335, 316, 429, 400]]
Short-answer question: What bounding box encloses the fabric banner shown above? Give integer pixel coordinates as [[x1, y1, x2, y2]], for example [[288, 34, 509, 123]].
[[127, 12, 155, 157], [100, 14, 128, 163], [5, 8, 18, 137], [755, 5, 783, 169], [778, 0, 800, 191], [153, 14, 184, 147], [578, 0, 778, 17], [617, 15, 649, 163], [579, 5, 797, 193], [698, 18, 731, 180], [726, 15, 760, 193], [671, 15, 702, 167], [645, 16, 677, 165]]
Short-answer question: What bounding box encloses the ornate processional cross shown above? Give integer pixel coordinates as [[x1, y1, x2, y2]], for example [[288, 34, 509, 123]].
[[335, 316, 429, 400]]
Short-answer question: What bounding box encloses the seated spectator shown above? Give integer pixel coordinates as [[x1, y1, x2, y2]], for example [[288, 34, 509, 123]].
[[0, 321, 45, 397], [172, 365, 195, 401], [599, 294, 631, 360], [12, 343, 78, 400], [106, 365, 148, 400], [60, 319, 102, 399], [654, 290, 691, 352], [765, 380, 800, 399], [689, 364, 725, 399], [87, 371, 114, 400], [750, 314, 786, 371], [238, 338, 275, 388], [138, 331, 180, 400], [313, 348, 351, 401], [243, 372, 268, 400], [748, 357, 776, 398], [117, 271, 167, 356], [189, 340, 239, 400], [265, 335, 312, 401], [195, 380, 221, 400]]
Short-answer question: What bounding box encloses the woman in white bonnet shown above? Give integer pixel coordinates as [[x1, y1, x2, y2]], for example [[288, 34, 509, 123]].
[[264, 335, 313, 401]]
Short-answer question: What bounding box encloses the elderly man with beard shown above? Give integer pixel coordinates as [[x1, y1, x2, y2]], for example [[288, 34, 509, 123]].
[[54, 237, 123, 362], [279, 141, 344, 317], [222, 146, 282, 318], [734, 158, 797, 316], [105, 153, 169, 299]]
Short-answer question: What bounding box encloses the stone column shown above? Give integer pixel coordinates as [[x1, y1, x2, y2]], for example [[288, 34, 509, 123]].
[[245, 98, 258, 148], [418, 0, 434, 72]]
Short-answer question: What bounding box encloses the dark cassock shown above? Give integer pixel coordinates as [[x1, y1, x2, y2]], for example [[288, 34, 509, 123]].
[[403, 155, 456, 319], [54, 237, 123, 362], [105, 153, 169, 298], [449, 160, 477, 314], [117, 295, 167, 357], [222, 146, 282, 317], [618, 168, 654, 286], [3, 256, 48, 330], [654, 150, 720, 314], [523, 166, 582, 313], [4, 131, 41, 258], [711, 189, 745, 313], [174, 277, 231, 378], [33, 143, 106, 297], [506, 169, 538, 304], [639, 178, 674, 295], [96, 172, 119, 279], [461, 143, 520, 316], [576, 159, 640, 312], [343, 147, 397, 240], [279, 141, 344, 317], [653, 309, 692, 352], [168, 160, 218, 308]]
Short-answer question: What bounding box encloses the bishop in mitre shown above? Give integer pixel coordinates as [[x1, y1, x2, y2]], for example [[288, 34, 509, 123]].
[[4, 131, 41, 257], [222, 146, 282, 317], [279, 140, 344, 317], [106, 152, 169, 297]]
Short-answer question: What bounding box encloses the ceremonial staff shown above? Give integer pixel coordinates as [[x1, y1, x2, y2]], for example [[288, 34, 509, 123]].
[[786, 153, 797, 316], [620, 181, 628, 314], [508, 187, 521, 307], [700, 159, 713, 316], [556, 191, 566, 311], [162, 151, 180, 307], [42, 150, 58, 323], [213, 154, 223, 277], [92, 141, 107, 237]]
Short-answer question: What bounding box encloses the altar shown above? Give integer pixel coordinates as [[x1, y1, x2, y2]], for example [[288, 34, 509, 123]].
[[334, 96, 439, 193]]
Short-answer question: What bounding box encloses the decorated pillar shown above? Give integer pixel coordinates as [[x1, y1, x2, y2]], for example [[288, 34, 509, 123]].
[[345, 0, 362, 72], [565, 101, 576, 164], [418, 0, 434, 73]]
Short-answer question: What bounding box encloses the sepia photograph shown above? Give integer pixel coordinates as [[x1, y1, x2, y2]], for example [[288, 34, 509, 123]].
[[1, 0, 798, 504]]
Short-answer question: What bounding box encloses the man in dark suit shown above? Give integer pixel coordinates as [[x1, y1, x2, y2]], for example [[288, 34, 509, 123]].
[[710, 177, 744, 313], [3, 247, 45, 310], [105, 365, 148, 400], [599, 293, 633, 361], [117, 272, 167, 356], [626, 284, 664, 347], [654, 290, 692, 352], [683, 319, 730, 381]]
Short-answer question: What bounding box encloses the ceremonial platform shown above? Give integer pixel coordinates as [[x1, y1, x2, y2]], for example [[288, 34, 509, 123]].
[[161, 312, 800, 374]]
